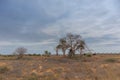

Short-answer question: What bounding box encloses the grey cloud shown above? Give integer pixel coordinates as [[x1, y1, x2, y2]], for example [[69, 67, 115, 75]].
[[0, 0, 120, 53]]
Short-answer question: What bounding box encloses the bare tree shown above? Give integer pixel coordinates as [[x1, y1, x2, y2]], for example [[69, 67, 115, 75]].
[[15, 47, 27, 59], [56, 33, 88, 57], [66, 33, 82, 56]]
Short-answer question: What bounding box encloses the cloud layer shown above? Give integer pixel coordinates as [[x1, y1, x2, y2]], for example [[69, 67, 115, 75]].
[[0, 0, 120, 54]]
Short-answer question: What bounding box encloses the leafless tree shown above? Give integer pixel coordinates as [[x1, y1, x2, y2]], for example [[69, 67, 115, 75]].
[[66, 33, 82, 55], [15, 47, 27, 59], [56, 33, 88, 57]]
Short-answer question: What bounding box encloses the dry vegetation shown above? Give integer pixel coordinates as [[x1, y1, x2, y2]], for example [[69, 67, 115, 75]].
[[0, 54, 120, 80]]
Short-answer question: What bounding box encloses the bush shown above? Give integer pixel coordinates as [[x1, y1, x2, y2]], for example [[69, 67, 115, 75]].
[[42, 51, 51, 57], [23, 73, 38, 80], [105, 58, 117, 63], [0, 66, 9, 74], [28, 54, 32, 56], [92, 53, 96, 55], [14, 47, 27, 59], [33, 53, 41, 56], [83, 53, 86, 56], [33, 53, 37, 56], [85, 54, 92, 57]]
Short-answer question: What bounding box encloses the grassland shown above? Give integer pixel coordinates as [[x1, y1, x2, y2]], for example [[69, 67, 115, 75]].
[[0, 54, 120, 80]]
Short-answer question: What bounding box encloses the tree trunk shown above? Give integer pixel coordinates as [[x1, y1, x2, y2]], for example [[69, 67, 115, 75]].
[[80, 48, 83, 57], [62, 49, 66, 57], [72, 49, 75, 56], [56, 49, 58, 56], [68, 49, 72, 58]]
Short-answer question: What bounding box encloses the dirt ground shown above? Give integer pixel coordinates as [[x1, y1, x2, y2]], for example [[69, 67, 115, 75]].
[[0, 54, 120, 80]]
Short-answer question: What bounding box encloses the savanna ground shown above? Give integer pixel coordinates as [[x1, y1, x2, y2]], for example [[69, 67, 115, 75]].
[[0, 54, 120, 80]]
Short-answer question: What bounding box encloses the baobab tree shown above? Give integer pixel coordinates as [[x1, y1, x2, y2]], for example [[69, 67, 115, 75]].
[[66, 33, 81, 55], [56, 33, 89, 57]]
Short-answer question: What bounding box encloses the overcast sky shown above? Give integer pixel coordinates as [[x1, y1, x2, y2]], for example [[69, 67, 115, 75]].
[[0, 0, 120, 54]]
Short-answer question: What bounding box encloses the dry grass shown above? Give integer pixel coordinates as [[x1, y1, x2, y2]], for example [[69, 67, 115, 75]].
[[0, 54, 120, 80]]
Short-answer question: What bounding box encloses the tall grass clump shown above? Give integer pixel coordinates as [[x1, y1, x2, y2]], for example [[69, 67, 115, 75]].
[[105, 58, 117, 63], [0, 66, 9, 74]]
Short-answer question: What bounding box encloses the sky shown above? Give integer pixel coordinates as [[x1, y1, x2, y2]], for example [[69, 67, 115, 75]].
[[0, 0, 120, 54]]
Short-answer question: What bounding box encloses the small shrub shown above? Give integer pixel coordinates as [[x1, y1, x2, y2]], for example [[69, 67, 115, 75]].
[[69, 56, 80, 60], [41, 72, 56, 80], [14, 47, 27, 59], [105, 58, 117, 63], [86, 54, 92, 57], [0, 66, 9, 74], [23, 73, 38, 80], [33, 53, 37, 56], [92, 53, 96, 55], [43, 50, 51, 57], [28, 54, 32, 56], [36, 54, 41, 56], [83, 53, 86, 56], [32, 53, 41, 56]]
